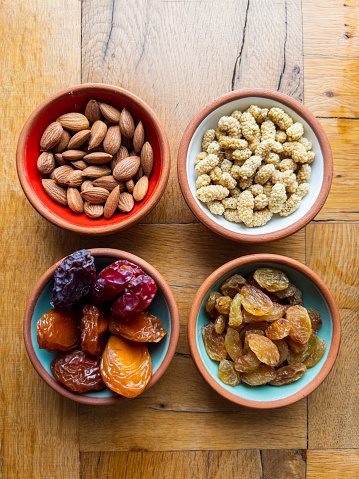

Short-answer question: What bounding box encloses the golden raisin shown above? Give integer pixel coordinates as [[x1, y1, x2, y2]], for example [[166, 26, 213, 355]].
[[265, 318, 291, 340], [269, 363, 307, 386], [205, 292, 223, 318], [307, 308, 322, 331], [215, 295, 232, 315], [253, 268, 289, 292], [286, 305, 312, 344], [242, 364, 276, 386], [220, 274, 246, 297], [247, 333, 280, 366], [224, 327, 243, 361], [287, 333, 317, 365], [202, 323, 227, 361], [241, 284, 274, 316], [242, 302, 285, 323], [234, 349, 261, 373], [228, 293, 243, 327], [272, 339, 289, 366], [218, 360, 241, 386], [214, 314, 227, 334], [303, 337, 326, 368]]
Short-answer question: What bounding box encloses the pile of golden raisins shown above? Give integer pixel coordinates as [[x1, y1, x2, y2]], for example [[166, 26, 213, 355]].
[[202, 268, 326, 387]]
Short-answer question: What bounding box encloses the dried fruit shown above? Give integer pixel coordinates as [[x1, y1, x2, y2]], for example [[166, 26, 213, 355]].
[[202, 323, 227, 361], [220, 274, 246, 297], [269, 363, 307, 386], [239, 323, 268, 344], [272, 339, 289, 366], [242, 364, 276, 386], [224, 327, 242, 361], [51, 350, 105, 392], [286, 336, 307, 354], [218, 360, 241, 386], [111, 274, 157, 319], [214, 314, 227, 334], [275, 283, 303, 306], [307, 308, 322, 331], [287, 333, 317, 365], [265, 318, 291, 340], [253, 268, 289, 292], [81, 304, 109, 356], [234, 350, 261, 373], [51, 249, 96, 310], [40, 121, 63, 151], [247, 333, 280, 366], [215, 295, 232, 315], [109, 310, 167, 343], [100, 335, 152, 398], [303, 337, 326, 368], [241, 284, 274, 316], [286, 305, 312, 344], [228, 292, 243, 327], [36, 309, 81, 352], [243, 302, 285, 323], [205, 292, 222, 319]]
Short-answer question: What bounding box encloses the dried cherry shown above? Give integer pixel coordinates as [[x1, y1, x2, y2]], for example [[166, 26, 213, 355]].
[[109, 310, 167, 343], [36, 309, 81, 353], [51, 249, 96, 310], [50, 350, 105, 392], [81, 304, 109, 356], [111, 274, 157, 319]]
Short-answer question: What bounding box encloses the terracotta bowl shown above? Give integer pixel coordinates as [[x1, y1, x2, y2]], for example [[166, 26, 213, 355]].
[[17, 83, 170, 235], [23, 248, 180, 405], [188, 254, 340, 408], [177, 89, 332, 243]]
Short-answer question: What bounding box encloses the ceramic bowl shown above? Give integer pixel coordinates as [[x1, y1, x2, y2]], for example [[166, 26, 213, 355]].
[[23, 248, 180, 405], [17, 83, 170, 235], [177, 89, 332, 243], [188, 254, 340, 408]]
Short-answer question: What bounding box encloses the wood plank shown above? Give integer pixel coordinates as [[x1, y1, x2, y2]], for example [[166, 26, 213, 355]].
[[261, 449, 306, 479], [312, 119, 359, 221], [307, 223, 359, 449], [307, 449, 359, 479], [303, 0, 359, 57], [82, 0, 303, 224], [304, 56, 359, 118], [0, 0, 81, 477]]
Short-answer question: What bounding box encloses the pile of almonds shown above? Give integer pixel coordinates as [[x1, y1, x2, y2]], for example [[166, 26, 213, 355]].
[[37, 100, 154, 219]]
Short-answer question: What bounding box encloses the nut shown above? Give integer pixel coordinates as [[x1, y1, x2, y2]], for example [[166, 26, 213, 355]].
[[83, 152, 113, 164], [56, 113, 90, 131], [99, 102, 121, 123], [88, 120, 108, 150], [42, 179, 68, 205], [81, 180, 94, 192], [85, 100, 102, 124], [62, 150, 86, 161], [81, 187, 110, 204], [133, 121, 145, 153], [111, 145, 129, 170], [37, 152, 55, 175], [71, 160, 88, 171], [65, 170, 84, 187], [53, 130, 71, 153], [40, 122, 63, 151], [113, 156, 140, 181], [118, 192, 134, 213], [51, 165, 74, 185], [133, 175, 149, 202], [54, 153, 69, 166], [140, 141, 154, 177], [93, 175, 124, 192], [120, 108, 135, 139], [84, 202, 104, 218], [104, 185, 121, 219], [125, 179, 134, 193], [82, 165, 112, 178], [103, 125, 121, 155], [67, 187, 84, 213], [67, 130, 91, 149]]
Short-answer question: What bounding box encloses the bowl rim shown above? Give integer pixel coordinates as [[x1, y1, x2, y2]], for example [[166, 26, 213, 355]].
[[177, 88, 333, 243], [23, 248, 180, 405], [16, 83, 171, 236], [188, 253, 341, 409]]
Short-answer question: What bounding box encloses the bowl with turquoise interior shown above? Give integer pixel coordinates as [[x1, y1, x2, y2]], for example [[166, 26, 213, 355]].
[[23, 248, 179, 405], [188, 254, 340, 409]]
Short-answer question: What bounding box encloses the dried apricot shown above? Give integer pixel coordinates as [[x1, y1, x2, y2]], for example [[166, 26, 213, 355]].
[[247, 333, 279, 366], [220, 274, 246, 297], [241, 284, 274, 316], [307, 308, 322, 331], [253, 268, 289, 292], [100, 335, 152, 398], [287, 305, 312, 344], [269, 363, 307, 386], [242, 364, 276, 386], [109, 310, 167, 343], [81, 304, 109, 356], [205, 292, 222, 318], [218, 360, 241, 386], [36, 309, 81, 353], [265, 318, 291, 340], [202, 323, 227, 361], [228, 293, 243, 327], [215, 295, 232, 315], [224, 327, 243, 361], [242, 302, 285, 323]]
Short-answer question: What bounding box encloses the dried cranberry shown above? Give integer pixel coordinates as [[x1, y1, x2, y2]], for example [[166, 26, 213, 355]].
[[51, 250, 96, 310], [111, 274, 157, 319], [91, 260, 144, 306]]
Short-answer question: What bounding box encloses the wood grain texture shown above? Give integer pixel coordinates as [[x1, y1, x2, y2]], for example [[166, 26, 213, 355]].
[[303, 0, 359, 57], [0, 1, 81, 478], [314, 119, 359, 221], [304, 57, 359, 118], [307, 223, 359, 449], [307, 449, 359, 479], [261, 449, 306, 479], [82, 0, 303, 224]]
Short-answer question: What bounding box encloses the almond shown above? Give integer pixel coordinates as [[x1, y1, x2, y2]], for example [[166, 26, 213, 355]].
[[133, 175, 149, 202], [37, 152, 55, 175], [51, 165, 74, 185], [99, 103, 121, 123], [88, 120, 108, 150], [54, 153, 69, 166], [82, 165, 111, 178], [133, 121, 145, 153], [134, 165, 144, 181], [40, 122, 63, 151], [118, 192, 134, 213], [57, 113, 90, 131], [129, 150, 137, 157], [62, 150, 86, 161], [121, 135, 133, 151], [125, 178, 134, 193], [67, 130, 91, 149], [113, 156, 140, 181], [84, 202, 103, 218], [42, 179, 68, 205], [111, 145, 129, 170], [53, 130, 71, 153], [71, 160, 88, 170], [81, 187, 110, 204], [81, 180, 94, 192], [140, 141, 154, 177], [65, 170, 84, 187], [83, 152, 112, 164], [103, 125, 121, 155], [85, 100, 102, 124], [84, 143, 105, 154], [93, 175, 124, 192], [104, 185, 121, 219], [67, 187, 84, 213], [120, 108, 135, 139]]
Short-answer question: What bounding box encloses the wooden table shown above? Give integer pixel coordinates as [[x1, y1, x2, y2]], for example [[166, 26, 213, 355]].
[[1, 1, 358, 477]]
